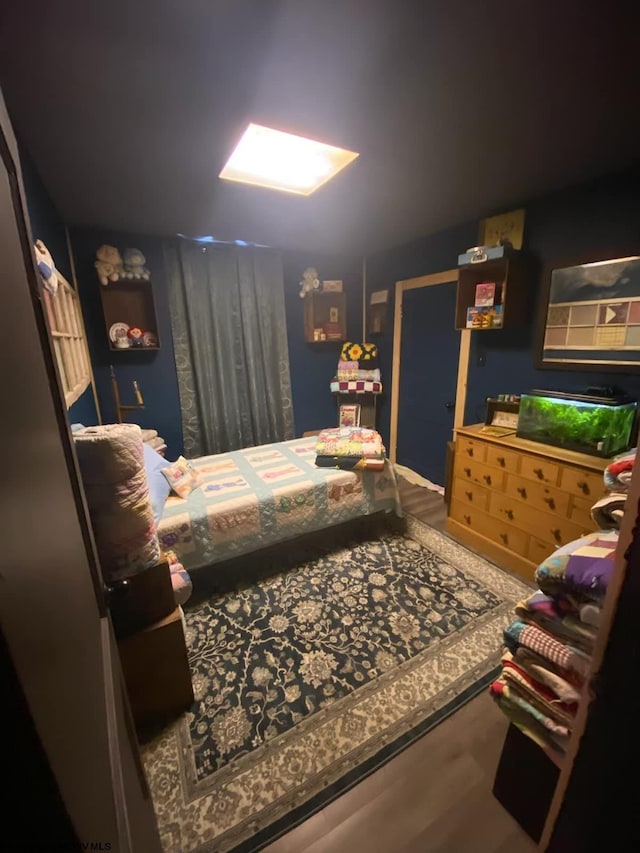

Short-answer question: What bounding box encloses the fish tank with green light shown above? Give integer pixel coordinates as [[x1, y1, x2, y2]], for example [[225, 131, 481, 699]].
[[516, 390, 637, 457]]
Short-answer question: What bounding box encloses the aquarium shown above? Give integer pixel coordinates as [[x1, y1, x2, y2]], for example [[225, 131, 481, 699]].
[[516, 390, 637, 457]]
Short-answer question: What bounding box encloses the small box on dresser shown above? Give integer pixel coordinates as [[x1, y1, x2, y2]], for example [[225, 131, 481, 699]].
[[446, 424, 608, 582]]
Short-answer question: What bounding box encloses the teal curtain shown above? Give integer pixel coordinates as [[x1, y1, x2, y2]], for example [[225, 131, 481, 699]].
[[164, 239, 294, 457]]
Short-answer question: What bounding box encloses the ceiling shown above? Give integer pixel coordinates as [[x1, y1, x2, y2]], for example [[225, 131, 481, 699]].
[[1, 1, 639, 255]]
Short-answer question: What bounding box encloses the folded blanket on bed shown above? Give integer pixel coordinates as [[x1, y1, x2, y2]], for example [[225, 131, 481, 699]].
[[316, 427, 384, 459], [604, 449, 636, 491], [590, 491, 627, 529], [534, 530, 618, 600], [74, 424, 160, 582]]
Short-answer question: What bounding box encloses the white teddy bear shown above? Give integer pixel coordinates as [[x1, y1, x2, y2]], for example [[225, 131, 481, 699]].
[[95, 244, 123, 286], [299, 267, 320, 298]]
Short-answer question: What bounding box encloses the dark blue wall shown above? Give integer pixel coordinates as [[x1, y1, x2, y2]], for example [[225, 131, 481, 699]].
[[284, 251, 363, 435], [20, 149, 99, 426], [367, 168, 640, 447], [69, 227, 183, 459]]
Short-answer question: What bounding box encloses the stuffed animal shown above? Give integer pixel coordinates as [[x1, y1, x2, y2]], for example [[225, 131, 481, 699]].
[[299, 266, 320, 298], [34, 240, 58, 294], [95, 244, 123, 286], [122, 248, 150, 280]]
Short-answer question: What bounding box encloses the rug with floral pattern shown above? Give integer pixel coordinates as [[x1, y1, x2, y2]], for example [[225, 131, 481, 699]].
[[141, 516, 530, 853]]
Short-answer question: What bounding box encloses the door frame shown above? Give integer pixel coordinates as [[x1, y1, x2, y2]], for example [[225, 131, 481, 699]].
[[389, 269, 470, 464]]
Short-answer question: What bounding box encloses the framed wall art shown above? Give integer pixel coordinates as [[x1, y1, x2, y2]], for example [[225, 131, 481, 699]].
[[537, 252, 640, 371]]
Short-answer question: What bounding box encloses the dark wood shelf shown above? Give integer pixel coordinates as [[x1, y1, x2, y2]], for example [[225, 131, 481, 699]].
[[100, 278, 161, 350], [454, 252, 531, 331], [304, 290, 347, 343]]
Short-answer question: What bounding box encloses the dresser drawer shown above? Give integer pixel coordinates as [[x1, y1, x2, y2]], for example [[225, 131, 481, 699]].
[[568, 496, 598, 531], [503, 472, 570, 517], [560, 466, 604, 501], [454, 456, 504, 491], [457, 436, 487, 463], [450, 499, 528, 555], [491, 492, 590, 549], [520, 454, 560, 487], [451, 479, 490, 512], [485, 444, 519, 473], [528, 536, 553, 566]]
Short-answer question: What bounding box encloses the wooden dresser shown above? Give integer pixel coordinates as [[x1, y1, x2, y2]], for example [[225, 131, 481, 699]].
[[446, 424, 608, 581]]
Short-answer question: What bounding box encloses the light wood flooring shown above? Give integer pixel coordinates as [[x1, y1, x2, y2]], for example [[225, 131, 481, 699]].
[[263, 477, 536, 853]]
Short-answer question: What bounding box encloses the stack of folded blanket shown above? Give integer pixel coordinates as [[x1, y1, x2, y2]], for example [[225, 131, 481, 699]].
[[590, 448, 636, 530], [330, 342, 383, 394], [315, 426, 386, 471], [490, 528, 619, 759]]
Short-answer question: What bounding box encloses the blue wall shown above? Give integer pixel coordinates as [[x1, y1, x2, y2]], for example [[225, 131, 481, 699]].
[[367, 168, 640, 447], [69, 227, 184, 459], [20, 149, 100, 426], [284, 251, 364, 435]]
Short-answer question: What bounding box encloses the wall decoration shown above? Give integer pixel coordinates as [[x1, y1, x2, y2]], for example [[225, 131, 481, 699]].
[[95, 244, 123, 285], [537, 252, 640, 371], [339, 404, 360, 427], [322, 280, 343, 292], [299, 266, 320, 298], [369, 289, 389, 335], [479, 208, 525, 250]]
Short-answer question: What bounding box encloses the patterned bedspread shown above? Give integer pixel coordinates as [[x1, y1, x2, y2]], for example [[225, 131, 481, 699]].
[[157, 437, 401, 572]]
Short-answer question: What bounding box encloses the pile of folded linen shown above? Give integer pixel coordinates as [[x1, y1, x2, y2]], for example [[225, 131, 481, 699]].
[[315, 426, 386, 471], [331, 342, 383, 394], [490, 528, 619, 759], [590, 448, 636, 530]]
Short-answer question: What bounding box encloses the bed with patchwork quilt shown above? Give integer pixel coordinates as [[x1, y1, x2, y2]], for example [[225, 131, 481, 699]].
[[157, 436, 400, 571]]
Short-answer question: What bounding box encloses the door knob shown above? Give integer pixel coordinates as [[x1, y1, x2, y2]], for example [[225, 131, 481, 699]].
[[444, 401, 454, 410]]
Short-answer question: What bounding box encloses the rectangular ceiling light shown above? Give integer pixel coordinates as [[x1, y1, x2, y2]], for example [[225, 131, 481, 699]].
[[219, 123, 359, 195]]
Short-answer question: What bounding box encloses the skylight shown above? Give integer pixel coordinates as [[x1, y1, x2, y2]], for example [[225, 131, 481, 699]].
[[219, 124, 359, 195]]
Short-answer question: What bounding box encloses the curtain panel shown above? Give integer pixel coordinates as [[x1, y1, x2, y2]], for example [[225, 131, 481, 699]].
[[164, 239, 294, 457]]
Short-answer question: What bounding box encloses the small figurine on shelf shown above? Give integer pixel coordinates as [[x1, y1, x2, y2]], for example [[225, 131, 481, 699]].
[[299, 266, 320, 298], [95, 244, 123, 285], [122, 248, 150, 280], [127, 326, 144, 347]]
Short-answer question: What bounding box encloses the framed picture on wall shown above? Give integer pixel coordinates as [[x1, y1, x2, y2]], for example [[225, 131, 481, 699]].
[[339, 404, 360, 427], [536, 251, 640, 371]]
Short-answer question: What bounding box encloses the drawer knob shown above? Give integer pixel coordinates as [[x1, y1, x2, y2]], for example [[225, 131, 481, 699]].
[[544, 497, 556, 510], [464, 467, 471, 477], [499, 532, 509, 545], [517, 486, 527, 499], [466, 447, 474, 457], [577, 481, 590, 495], [483, 474, 492, 486], [497, 456, 506, 467], [504, 508, 514, 520], [551, 528, 562, 543], [533, 467, 544, 480], [465, 490, 473, 501], [464, 514, 471, 525]]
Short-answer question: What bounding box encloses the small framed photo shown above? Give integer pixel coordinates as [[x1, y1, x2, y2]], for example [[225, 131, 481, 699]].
[[339, 404, 360, 427], [329, 306, 340, 323]]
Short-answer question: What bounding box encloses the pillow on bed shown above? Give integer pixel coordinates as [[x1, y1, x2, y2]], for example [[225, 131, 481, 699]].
[[143, 443, 172, 524], [161, 456, 202, 499]]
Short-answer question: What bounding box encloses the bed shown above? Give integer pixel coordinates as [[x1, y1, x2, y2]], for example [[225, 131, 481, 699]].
[[157, 436, 400, 572]]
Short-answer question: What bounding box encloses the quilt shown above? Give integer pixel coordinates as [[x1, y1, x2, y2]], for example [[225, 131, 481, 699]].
[[157, 437, 400, 572]]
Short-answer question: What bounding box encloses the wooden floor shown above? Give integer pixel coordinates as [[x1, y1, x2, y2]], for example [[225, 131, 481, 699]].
[[263, 477, 535, 853]]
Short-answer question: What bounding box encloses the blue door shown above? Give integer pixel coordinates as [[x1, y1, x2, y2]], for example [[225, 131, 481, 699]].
[[396, 282, 460, 486]]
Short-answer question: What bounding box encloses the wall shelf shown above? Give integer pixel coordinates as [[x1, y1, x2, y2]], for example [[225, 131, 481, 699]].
[[455, 252, 530, 330], [100, 279, 161, 350], [303, 290, 346, 343]]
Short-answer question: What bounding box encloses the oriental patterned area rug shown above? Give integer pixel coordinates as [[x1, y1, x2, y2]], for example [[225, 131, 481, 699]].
[[141, 516, 530, 853]]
